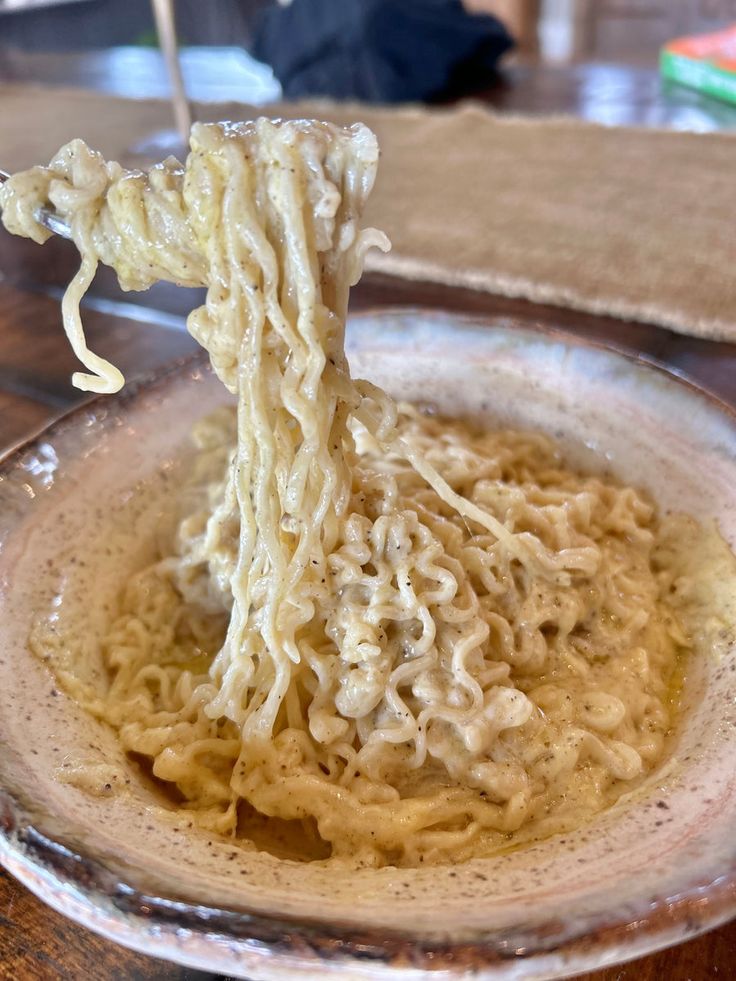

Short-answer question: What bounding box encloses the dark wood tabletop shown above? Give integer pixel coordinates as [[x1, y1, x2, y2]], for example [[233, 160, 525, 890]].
[[1, 48, 736, 981], [2, 44, 736, 131]]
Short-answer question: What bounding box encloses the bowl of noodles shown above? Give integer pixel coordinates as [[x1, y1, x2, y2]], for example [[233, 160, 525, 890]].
[[1, 120, 736, 979]]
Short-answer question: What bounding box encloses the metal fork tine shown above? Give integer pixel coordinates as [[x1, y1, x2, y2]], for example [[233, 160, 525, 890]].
[[0, 168, 73, 241]]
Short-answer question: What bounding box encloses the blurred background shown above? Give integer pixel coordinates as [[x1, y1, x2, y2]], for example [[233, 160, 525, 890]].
[[1, 1, 736, 108], [2, 1, 736, 60]]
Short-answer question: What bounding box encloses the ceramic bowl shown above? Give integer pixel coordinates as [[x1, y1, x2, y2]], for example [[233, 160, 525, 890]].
[[1, 309, 735, 980]]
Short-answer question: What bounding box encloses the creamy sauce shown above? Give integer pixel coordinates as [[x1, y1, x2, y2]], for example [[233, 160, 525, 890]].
[[2, 120, 729, 868]]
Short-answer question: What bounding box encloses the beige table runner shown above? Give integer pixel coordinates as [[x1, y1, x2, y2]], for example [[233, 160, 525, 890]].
[[2, 84, 735, 340]]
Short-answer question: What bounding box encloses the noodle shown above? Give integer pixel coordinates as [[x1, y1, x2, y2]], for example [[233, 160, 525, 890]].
[[0, 120, 689, 866]]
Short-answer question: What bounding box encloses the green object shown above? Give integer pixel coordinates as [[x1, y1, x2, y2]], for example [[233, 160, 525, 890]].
[[135, 29, 161, 48], [660, 49, 736, 107]]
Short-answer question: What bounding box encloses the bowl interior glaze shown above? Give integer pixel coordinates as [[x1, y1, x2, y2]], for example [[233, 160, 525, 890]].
[[0, 309, 735, 980]]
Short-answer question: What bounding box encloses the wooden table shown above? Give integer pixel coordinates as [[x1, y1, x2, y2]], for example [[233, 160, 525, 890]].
[[2, 52, 736, 981], [1, 46, 736, 131]]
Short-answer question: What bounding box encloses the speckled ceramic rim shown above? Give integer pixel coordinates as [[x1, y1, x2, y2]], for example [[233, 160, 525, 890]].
[[1, 308, 735, 979]]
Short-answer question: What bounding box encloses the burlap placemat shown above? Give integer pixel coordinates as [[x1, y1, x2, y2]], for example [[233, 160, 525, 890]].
[[2, 84, 735, 340]]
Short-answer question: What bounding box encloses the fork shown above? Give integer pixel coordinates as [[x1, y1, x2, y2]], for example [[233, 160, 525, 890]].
[[0, 168, 72, 240]]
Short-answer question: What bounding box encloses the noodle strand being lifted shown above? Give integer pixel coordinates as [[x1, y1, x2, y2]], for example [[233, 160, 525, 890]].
[[0, 120, 688, 866]]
